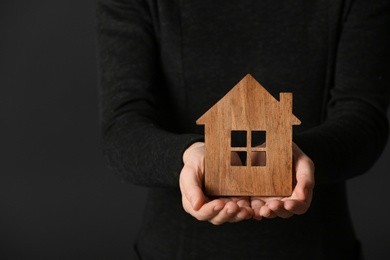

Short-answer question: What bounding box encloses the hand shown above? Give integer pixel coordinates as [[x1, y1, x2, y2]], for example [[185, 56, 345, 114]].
[[179, 142, 253, 225], [250, 143, 315, 220]]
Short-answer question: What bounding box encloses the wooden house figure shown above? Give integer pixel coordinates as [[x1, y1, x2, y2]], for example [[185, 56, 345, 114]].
[[196, 74, 301, 196]]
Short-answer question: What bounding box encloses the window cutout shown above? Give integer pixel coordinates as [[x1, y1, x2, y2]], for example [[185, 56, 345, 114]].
[[231, 131, 247, 147], [231, 151, 247, 166], [251, 131, 266, 147], [251, 151, 266, 166]]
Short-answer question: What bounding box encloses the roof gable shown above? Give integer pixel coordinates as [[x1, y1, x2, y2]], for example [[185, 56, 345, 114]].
[[197, 74, 301, 126]]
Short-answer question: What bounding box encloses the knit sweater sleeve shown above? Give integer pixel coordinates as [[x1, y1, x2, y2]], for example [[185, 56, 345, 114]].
[[96, 0, 202, 188], [294, 0, 390, 184]]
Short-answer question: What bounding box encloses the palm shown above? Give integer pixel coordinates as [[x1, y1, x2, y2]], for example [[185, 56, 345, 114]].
[[249, 143, 314, 219]]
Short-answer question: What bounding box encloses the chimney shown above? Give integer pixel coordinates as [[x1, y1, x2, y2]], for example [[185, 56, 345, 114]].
[[279, 92, 293, 115]]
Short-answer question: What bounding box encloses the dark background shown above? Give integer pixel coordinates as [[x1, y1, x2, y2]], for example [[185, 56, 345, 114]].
[[0, 1, 389, 259]]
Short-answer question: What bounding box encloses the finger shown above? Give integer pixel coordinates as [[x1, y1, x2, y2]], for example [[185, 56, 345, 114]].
[[252, 207, 263, 220], [295, 167, 315, 200], [286, 162, 314, 212], [279, 184, 311, 215], [209, 200, 255, 225], [250, 197, 265, 208], [182, 196, 225, 221], [208, 201, 240, 225], [221, 197, 253, 221], [229, 207, 253, 222], [250, 197, 265, 220], [293, 143, 315, 196], [231, 196, 251, 208], [283, 199, 310, 215], [252, 210, 263, 220], [179, 164, 205, 210], [231, 152, 243, 166], [231, 197, 253, 220], [286, 143, 315, 215], [291, 177, 314, 206], [267, 200, 294, 218], [259, 205, 277, 218]]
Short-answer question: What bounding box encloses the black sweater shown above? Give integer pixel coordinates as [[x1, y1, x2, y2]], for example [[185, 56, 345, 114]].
[[97, 0, 390, 259]]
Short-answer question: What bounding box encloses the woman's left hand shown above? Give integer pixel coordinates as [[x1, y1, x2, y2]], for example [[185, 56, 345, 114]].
[[250, 143, 315, 220]]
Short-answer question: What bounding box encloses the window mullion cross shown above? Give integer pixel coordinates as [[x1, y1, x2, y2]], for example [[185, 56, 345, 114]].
[[247, 131, 251, 167]]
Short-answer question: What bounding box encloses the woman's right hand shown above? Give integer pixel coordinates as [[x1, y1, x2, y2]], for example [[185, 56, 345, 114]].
[[179, 142, 253, 225]]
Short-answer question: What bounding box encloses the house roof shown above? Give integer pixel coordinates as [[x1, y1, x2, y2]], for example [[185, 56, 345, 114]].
[[197, 74, 301, 127]]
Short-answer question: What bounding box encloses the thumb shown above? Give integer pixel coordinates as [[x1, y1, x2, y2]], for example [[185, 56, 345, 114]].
[[179, 163, 206, 211]]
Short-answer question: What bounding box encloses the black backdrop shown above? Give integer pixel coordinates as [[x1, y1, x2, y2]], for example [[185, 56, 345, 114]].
[[1, 1, 389, 259]]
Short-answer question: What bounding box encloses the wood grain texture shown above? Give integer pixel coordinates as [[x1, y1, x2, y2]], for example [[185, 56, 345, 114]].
[[197, 74, 301, 196]]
